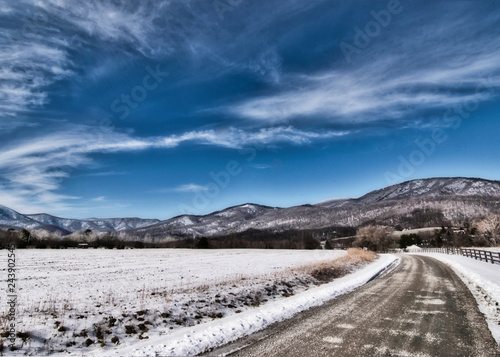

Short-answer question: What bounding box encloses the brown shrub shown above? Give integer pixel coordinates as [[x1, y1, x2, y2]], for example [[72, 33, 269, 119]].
[[302, 248, 376, 283]]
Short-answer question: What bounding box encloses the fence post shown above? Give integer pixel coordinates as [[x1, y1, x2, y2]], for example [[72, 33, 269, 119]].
[[489, 251, 493, 264]]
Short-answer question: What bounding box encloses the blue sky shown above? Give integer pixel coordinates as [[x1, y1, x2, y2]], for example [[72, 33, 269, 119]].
[[1, 0, 500, 219]]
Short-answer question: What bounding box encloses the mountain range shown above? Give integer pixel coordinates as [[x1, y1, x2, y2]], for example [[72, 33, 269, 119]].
[[2, 177, 500, 239], [0, 207, 159, 235]]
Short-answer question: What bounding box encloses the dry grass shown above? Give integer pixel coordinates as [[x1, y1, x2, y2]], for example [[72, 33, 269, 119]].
[[345, 248, 376, 262], [295, 248, 376, 283]]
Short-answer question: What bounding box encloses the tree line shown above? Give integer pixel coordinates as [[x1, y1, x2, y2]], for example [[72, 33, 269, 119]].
[[0, 228, 324, 250]]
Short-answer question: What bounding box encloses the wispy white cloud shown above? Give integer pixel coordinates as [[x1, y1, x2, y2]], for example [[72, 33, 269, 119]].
[[249, 163, 272, 169], [153, 184, 210, 194], [0, 0, 330, 124], [225, 5, 500, 124], [0, 125, 348, 213], [0, 0, 213, 121], [229, 52, 500, 123], [174, 184, 210, 193], [0, 34, 74, 118], [26, 0, 173, 57], [85, 171, 127, 177], [155, 126, 349, 149], [92, 196, 106, 202]]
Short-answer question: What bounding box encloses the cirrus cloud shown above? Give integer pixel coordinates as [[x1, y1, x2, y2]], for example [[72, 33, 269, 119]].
[[0, 125, 349, 213]]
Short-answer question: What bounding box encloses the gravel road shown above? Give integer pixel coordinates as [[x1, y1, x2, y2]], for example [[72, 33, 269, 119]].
[[206, 255, 500, 357]]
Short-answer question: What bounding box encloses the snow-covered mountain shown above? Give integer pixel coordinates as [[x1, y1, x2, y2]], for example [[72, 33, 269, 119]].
[[0, 205, 41, 229], [355, 177, 500, 204], [127, 177, 500, 239], [0, 207, 159, 233], [25, 213, 160, 232], [2, 177, 500, 237], [130, 204, 279, 239]]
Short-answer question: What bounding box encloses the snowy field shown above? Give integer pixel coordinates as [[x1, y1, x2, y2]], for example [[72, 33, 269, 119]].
[[412, 252, 500, 345], [1, 248, 357, 355], [10, 249, 347, 311], [99, 254, 398, 357]]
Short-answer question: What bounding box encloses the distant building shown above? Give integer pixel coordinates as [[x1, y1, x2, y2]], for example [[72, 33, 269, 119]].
[[78, 243, 89, 249], [406, 245, 422, 252]]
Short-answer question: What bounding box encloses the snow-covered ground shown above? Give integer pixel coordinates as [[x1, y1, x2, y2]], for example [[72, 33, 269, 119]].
[[412, 252, 500, 345], [0, 249, 398, 356], [1, 249, 352, 355], [96, 254, 398, 357]]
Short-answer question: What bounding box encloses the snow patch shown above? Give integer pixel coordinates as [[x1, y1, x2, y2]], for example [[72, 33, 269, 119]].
[[323, 336, 343, 344], [337, 323, 355, 329], [174, 216, 194, 226], [415, 298, 445, 305]]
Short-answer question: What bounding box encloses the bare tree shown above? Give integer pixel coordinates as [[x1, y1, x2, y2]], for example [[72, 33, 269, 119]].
[[354, 225, 396, 252], [475, 215, 500, 246]]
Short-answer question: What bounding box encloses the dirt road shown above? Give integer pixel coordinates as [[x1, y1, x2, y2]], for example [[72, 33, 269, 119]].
[[206, 255, 500, 357]]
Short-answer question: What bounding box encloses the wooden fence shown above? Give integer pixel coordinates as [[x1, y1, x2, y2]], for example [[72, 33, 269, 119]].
[[416, 247, 500, 265]]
